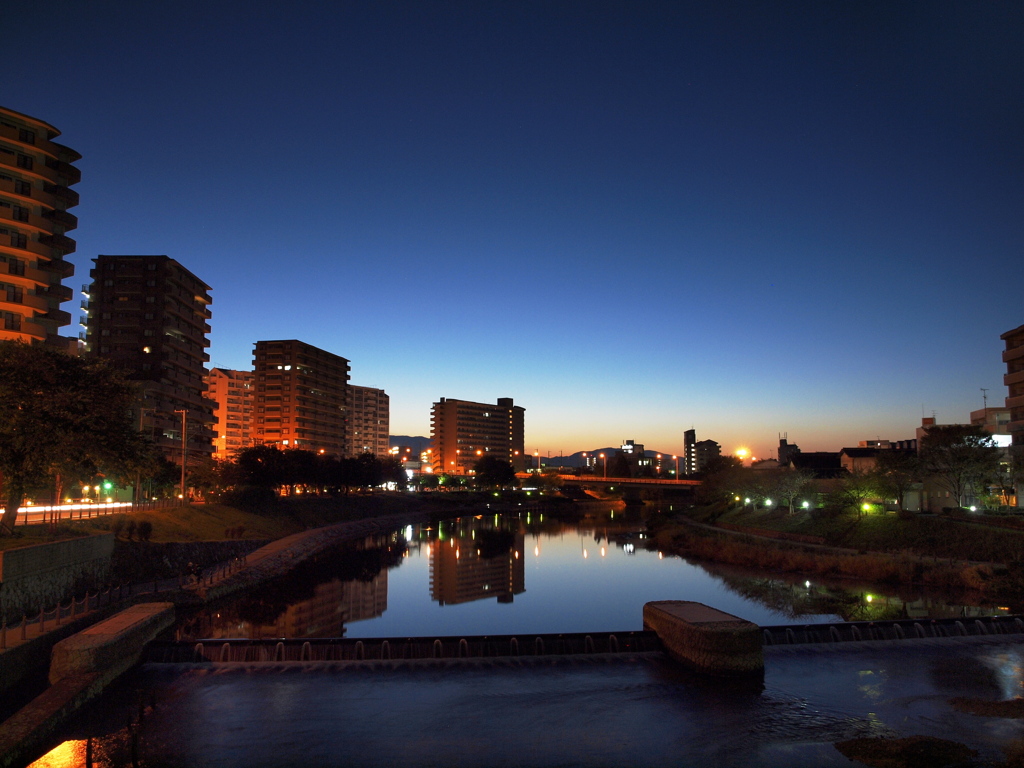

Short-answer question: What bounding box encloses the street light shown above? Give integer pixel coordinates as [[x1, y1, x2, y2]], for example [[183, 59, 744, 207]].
[[534, 450, 540, 473], [599, 453, 606, 478], [174, 409, 187, 504], [672, 455, 679, 478], [656, 454, 662, 475]]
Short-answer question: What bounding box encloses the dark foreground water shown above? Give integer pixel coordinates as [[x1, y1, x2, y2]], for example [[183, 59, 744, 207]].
[[27, 507, 1019, 767], [30, 637, 1024, 767]]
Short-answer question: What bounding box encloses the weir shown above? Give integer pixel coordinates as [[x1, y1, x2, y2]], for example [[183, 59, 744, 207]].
[[144, 613, 1024, 666]]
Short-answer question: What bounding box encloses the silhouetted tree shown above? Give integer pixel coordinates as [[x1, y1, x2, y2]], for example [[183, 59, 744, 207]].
[[872, 450, 920, 514], [695, 455, 745, 504], [473, 456, 517, 488], [919, 425, 1001, 508], [0, 341, 150, 534]]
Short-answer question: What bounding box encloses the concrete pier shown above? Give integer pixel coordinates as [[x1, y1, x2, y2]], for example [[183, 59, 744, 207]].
[[643, 600, 763, 675], [49, 602, 175, 683], [0, 603, 175, 768]]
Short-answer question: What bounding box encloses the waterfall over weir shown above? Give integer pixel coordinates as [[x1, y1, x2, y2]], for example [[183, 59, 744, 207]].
[[145, 631, 662, 663], [761, 614, 1024, 645], [147, 614, 1024, 665]]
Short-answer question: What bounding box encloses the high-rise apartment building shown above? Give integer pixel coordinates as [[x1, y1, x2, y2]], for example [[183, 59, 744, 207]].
[[1003, 323, 1024, 448], [347, 385, 389, 458], [85, 255, 214, 466], [252, 340, 350, 455], [430, 397, 525, 474], [205, 368, 254, 459], [683, 428, 720, 474], [0, 106, 80, 351]]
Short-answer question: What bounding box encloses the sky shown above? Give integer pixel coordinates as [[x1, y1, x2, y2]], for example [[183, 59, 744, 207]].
[[4, 1, 1022, 460]]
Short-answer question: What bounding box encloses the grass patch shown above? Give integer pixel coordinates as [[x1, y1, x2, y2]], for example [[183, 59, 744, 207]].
[[683, 506, 1024, 563]]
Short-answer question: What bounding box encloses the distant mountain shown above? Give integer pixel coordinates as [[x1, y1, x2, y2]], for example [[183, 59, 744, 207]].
[[390, 435, 431, 452]]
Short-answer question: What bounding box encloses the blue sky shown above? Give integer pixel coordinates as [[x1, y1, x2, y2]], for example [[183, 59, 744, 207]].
[[5, 1, 1022, 459]]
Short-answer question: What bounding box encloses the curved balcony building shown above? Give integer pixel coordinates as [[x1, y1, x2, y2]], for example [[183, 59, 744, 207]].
[[0, 106, 80, 351]]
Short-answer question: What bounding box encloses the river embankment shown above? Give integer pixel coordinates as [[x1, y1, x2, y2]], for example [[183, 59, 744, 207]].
[[647, 509, 1023, 603]]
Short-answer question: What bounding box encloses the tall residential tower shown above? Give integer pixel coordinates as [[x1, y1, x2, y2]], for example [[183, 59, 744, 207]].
[[0, 106, 80, 351], [85, 255, 215, 466], [252, 340, 350, 455], [430, 397, 525, 474]]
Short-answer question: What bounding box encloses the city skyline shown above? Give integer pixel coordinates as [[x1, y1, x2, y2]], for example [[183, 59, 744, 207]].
[[4, 1, 1022, 459]]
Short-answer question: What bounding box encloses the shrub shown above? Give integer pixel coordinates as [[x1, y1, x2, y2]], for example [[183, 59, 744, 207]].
[[136, 520, 153, 542], [125, 519, 136, 541]]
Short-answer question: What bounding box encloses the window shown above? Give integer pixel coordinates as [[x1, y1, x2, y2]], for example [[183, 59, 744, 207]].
[[18, 129, 35, 145], [16, 155, 32, 170], [0, 254, 24, 276], [12, 205, 28, 222], [10, 232, 26, 249], [104, 279, 113, 287], [3, 283, 24, 303], [14, 179, 30, 197], [2, 311, 21, 331], [145, 296, 155, 303]]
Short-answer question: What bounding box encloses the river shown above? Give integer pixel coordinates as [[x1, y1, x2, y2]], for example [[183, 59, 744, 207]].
[[27, 504, 1017, 768]]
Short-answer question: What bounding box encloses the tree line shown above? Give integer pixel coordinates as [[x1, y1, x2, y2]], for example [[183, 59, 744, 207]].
[[698, 424, 1020, 516]]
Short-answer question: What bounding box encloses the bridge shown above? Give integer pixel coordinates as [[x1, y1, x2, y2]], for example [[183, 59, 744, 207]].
[[553, 474, 700, 488]]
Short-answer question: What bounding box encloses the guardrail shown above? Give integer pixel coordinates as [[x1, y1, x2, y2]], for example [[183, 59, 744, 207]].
[[0, 555, 248, 651]]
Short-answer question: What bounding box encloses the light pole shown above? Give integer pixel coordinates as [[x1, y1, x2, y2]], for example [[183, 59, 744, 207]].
[[174, 409, 187, 504], [656, 454, 662, 475], [599, 453, 606, 479], [135, 407, 154, 504], [534, 450, 540, 473], [673, 455, 679, 478]]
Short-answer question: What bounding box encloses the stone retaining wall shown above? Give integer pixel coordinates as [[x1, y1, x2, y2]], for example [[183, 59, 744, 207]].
[[0, 535, 114, 623]]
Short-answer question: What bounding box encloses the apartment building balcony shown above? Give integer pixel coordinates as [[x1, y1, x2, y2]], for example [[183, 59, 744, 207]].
[[39, 308, 71, 326], [1007, 394, 1024, 411], [44, 158, 82, 184], [41, 209, 78, 230], [39, 283, 73, 302], [38, 257, 75, 277], [42, 183, 79, 207], [1005, 369, 1024, 388], [1004, 345, 1024, 364], [38, 232, 76, 254]]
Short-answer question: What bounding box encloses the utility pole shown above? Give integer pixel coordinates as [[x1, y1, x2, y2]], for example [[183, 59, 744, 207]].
[[175, 409, 187, 504], [981, 388, 989, 409]]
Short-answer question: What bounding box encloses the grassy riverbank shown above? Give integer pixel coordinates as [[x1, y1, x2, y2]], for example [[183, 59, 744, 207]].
[[0, 489, 565, 552], [649, 504, 1024, 601]]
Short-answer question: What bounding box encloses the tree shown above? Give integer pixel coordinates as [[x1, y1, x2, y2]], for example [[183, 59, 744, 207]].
[[473, 455, 516, 488], [872, 450, 920, 514], [695, 455, 744, 504], [769, 469, 816, 514], [919, 424, 1001, 508], [0, 341, 148, 533], [835, 470, 880, 518]]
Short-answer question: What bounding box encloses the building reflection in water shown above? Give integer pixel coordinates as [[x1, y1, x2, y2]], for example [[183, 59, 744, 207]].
[[251, 571, 388, 638], [180, 534, 400, 640], [428, 518, 525, 606]]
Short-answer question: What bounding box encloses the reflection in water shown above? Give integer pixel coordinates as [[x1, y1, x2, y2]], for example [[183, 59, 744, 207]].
[[429, 518, 525, 605], [181, 533, 402, 640], [177, 507, 1005, 643]]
